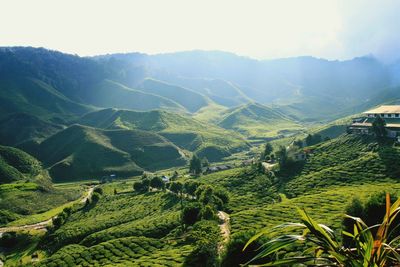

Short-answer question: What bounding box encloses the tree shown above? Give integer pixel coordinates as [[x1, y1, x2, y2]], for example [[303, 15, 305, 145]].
[[221, 231, 267, 267], [184, 180, 200, 196], [133, 179, 150, 193], [189, 154, 202, 175], [372, 116, 387, 139], [201, 157, 210, 168], [275, 146, 288, 167], [262, 143, 273, 159], [200, 204, 216, 220], [182, 203, 201, 226], [94, 187, 103, 195], [169, 181, 183, 195], [150, 176, 165, 190], [91, 192, 101, 203]]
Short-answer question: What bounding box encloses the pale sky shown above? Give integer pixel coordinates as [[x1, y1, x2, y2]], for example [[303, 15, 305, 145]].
[[1, 0, 399, 61]]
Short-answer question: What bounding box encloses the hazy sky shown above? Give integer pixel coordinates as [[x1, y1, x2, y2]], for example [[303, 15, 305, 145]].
[[1, 0, 399, 61]]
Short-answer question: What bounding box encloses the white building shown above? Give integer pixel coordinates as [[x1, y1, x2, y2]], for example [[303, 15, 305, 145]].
[[349, 105, 400, 138]]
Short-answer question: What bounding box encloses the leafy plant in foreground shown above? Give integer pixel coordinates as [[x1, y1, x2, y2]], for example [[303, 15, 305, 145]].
[[245, 193, 400, 266]]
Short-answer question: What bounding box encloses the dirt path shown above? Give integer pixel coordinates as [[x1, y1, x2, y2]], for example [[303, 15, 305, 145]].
[[0, 186, 95, 235], [217, 211, 230, 254]]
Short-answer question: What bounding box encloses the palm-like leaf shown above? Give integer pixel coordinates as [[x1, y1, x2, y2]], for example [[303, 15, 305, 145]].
[[245, 193, 400, 267]]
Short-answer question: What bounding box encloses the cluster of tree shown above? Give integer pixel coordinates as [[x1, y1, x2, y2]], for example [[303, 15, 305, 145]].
[[181, 184, 229, 227], [189, 154, 210, 175], [52, 206, 72, 230], [0, 231, 33, 251], [133, 176, 166, 193], [184, 220, 221, 267]]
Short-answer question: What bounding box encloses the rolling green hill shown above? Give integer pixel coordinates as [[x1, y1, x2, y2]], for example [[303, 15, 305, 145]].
[[139, 78, 210, 112], [0, 145, 43, 184], [78, 108, 250, 162], [0, 113, 64, 147], [218, 102, 303, 139], [32, 124, 186, 182]]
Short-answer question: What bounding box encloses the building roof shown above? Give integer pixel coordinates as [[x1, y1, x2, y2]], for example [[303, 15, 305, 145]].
[[363, 105, 400, 114]]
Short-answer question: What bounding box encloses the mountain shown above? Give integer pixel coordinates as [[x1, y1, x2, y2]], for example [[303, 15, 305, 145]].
[[0, 113, 64, 147], [78, 108, 249, 162], [31, 124, 186, 182], [218, 102, 303, 139], [2, 47, 400, 123], [98, 51, 400, 121]]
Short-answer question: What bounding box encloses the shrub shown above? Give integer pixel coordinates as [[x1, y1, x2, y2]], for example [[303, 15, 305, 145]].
[[182, 203, 201, 226], [150, 176, 165, 190], [221, 231, 266, 267], [94, 187, 103, 195]]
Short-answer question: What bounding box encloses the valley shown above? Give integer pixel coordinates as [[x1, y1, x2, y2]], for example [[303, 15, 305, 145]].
[[0, 47, 400, 266]]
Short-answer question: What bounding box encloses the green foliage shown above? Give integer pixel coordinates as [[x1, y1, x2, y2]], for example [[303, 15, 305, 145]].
[[133, 179, 150, 193], [169, 181, 183, 194], [184, 180, 200, 196], [182, 203, 202, 226], [246, 194, 400, 266], [221, 231, 266, 267], [150, 176, 165, 190], [184, 220, 221, 267]]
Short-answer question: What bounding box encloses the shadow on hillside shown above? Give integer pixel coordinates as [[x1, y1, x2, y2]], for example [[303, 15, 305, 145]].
[[377, 144, 400, 178], [161, 193, 179, 211]]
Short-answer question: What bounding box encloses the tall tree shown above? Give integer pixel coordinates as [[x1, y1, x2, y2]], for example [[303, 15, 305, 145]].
[[189, 154, 202, 175], [372, 116, 387, 139]]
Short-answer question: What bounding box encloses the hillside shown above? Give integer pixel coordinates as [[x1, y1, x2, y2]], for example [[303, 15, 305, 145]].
[[139, 78, 210, 112], [78, 108, 249, 162], [0, 145, 81, 225], [32, 124, 186, 182], [0, 145, 43, 184], [0, 113, 64, 147], [284, 134, 400, 197], [218, 102, 303, 139]]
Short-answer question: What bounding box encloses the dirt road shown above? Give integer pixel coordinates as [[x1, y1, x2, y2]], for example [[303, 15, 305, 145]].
[[217, 211, 230, 254]]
